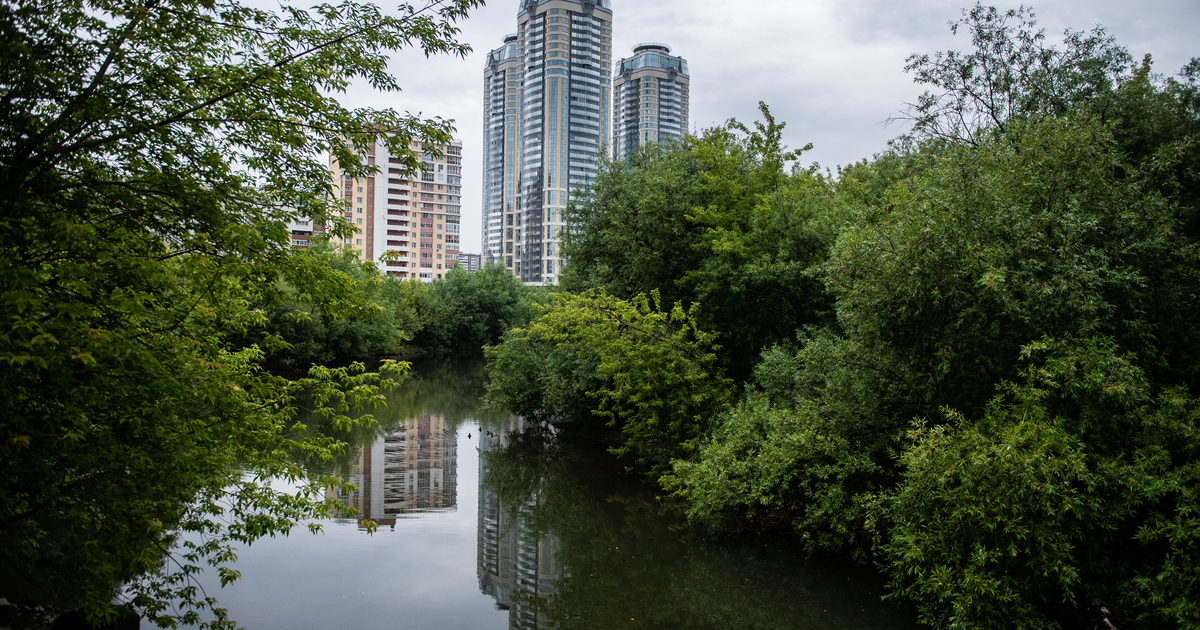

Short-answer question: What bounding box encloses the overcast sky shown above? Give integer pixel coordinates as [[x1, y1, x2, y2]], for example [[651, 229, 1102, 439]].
[[338, 0, 1200, 253]]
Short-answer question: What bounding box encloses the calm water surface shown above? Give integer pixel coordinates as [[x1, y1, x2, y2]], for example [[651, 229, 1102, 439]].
[[192, 356, 916, 630]]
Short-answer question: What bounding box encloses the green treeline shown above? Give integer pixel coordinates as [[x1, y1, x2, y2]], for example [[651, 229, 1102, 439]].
[[242, 243, 547, 367], [485, 8, 1200, 629]]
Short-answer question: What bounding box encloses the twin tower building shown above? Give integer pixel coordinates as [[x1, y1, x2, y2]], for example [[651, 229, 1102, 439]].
[[482, 0, 690, 284]]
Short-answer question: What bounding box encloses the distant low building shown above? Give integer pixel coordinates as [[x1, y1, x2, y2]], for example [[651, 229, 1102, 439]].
[[459, 253, 482, 272]]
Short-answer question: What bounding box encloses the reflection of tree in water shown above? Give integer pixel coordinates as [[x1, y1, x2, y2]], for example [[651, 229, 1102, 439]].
[[478, 420, 919, 630], [477, 418, 562, 630], [295, 355, 509, 479], [383, 355, 509, 428]]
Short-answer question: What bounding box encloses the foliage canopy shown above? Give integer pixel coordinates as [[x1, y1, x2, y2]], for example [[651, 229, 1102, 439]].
[[561, 103, 836, 380]]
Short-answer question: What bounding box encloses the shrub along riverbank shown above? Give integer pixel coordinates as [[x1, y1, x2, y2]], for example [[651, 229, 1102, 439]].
[[235, 242, 549, 368], [484, 7, 1200, 629]]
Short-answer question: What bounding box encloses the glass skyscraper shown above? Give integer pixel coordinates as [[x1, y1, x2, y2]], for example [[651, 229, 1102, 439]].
[[612, 43, 690, 161], [483, 0, 614, 284], [482, 34, 521, 269]]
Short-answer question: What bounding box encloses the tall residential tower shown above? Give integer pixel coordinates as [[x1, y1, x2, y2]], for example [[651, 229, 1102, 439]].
[[612, 43, 690, 161], [482, 34, 521, 269], [483, 0, 614, 284], [332, 137, 463, 282]]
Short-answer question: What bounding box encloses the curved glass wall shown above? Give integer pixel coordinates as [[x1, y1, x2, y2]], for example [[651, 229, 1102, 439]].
[[617, 52, 689, 76]]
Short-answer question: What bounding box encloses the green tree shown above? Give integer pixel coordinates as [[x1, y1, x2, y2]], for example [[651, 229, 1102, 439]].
[[420, 262, 542, 350], [484, 332, 601, 421], [0, 0, 480, 625], [898, 2, 1132, 144], [562, 104, 837, 380], [560, 140, 709, 306], [250, 243, 410, 368]]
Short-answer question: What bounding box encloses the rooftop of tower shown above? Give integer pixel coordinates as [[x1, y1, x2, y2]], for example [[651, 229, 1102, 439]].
[[615, 43, 689, 77], [518, 0, 612, 15], [485, 35, 520, 67], [633, 43, 671, 54]]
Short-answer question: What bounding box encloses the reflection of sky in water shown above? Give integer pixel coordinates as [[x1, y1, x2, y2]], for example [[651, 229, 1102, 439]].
[[189, 422, 508, 630]]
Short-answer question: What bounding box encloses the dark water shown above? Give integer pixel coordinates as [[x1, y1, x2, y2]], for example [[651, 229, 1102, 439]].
[[192, 356, 917, 630]]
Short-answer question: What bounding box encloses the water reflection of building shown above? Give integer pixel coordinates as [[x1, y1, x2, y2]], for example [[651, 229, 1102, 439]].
[[329, 413, 458, 527], [478, 418, 561, 630]]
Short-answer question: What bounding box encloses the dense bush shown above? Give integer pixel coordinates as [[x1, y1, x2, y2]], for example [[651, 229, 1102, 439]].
[[243, 246, 545, 367], [486, 290, 730, 471], [418, 261, 542, 350], [884, 348, 1200, 629]]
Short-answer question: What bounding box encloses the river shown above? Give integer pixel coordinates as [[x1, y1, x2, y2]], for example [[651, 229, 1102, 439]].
[[189, 355, 917, 630]]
